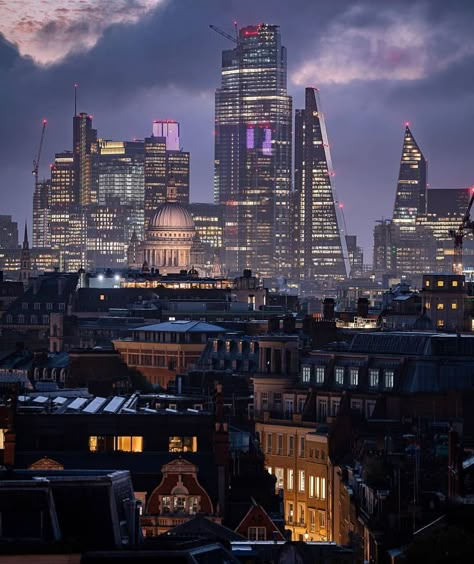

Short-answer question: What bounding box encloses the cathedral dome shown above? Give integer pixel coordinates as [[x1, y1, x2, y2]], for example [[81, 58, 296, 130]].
[[150, 202, 194, 231]]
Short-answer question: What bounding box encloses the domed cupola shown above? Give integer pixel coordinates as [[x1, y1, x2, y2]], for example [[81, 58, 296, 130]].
[[148, 177, 195, 240]]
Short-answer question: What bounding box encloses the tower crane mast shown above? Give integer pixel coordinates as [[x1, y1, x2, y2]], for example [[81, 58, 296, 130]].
[[449, 187, 474, 275], [32, 119, 47, 182]]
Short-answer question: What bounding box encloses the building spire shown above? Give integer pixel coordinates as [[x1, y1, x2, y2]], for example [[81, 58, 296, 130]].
[[19, 222, 31, 287], [23, 222, 29, 250]]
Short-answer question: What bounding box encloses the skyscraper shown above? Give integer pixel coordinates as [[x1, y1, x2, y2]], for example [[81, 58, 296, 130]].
[[188, 203, 224, 265], [144, 135, 167, 229], [392, 125, 427, 230], [294, 87, 350, 281], [144, 122, 190, 229], [49, 151, 82, 271], [86, 197, 131, 269], [152, 120, 180, 151], [73, 112, 98, 206], [373, 219, 395, 275], [214, 24, 292, 276], [98, 139, 145, 241], [32, 179, 50, 248], [0, 216, 18, 249]]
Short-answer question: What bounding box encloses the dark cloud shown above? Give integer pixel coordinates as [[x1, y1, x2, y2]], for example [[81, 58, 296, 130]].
[[0, 0, 473, 256]]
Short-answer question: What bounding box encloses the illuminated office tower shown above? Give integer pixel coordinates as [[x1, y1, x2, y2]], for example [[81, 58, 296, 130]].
[[98, 139, 145, 241], [49, 151, 82, 271], [86, 197, 131, 269], [214, 24, 292, 276], [392, 125, 427, 230], [144, 132, 190, 229], [166, 149, 190, 205], [294, 87, 350, 281], [73, 112, 98, 206], [188, 203, 224, 264], [144, 136, 167, 229], [152, 121, 189, 205], [32, 179, 51, 248]]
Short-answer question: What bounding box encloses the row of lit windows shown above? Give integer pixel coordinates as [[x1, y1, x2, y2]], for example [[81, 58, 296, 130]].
[[302, 366, 394, 388], [88, 435, 197, 453], [286, 501, 326, 533], [425, 302, 458, 310], [425, 279, 460, 288]]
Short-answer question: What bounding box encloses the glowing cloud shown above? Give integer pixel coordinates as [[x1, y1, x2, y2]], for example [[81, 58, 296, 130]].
[[0, 0, 164, 66], [291, 5, 474, 85]]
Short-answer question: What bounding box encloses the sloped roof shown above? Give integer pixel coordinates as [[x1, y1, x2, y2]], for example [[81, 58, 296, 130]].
[[165, 515, 245, 542]]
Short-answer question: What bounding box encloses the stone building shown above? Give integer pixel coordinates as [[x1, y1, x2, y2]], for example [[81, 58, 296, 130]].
[[127, 178, 205, 276]]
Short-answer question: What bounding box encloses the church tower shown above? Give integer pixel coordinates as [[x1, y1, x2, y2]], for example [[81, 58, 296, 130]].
[[19, 223, 32, 287]]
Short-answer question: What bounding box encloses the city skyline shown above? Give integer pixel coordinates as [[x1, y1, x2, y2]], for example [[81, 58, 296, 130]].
[[1, 0, 474, 257]]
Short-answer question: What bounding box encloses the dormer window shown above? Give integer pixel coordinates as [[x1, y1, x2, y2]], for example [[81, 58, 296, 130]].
[[302, 365, 311, 383], [350, 368, 359, 386]]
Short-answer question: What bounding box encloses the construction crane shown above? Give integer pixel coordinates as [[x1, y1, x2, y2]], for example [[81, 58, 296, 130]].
[[449, 187, 474, 275], [32, 119, 47, 183], [209, 23, 240, 45]]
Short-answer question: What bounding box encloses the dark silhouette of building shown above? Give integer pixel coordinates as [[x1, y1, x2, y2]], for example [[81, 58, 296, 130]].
[[19, 224, 31, 287]]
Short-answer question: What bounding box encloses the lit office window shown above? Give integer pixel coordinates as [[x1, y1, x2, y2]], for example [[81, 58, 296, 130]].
[[168, 436, 198, 452]]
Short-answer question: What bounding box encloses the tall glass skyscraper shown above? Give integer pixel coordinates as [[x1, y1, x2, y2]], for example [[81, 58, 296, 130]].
[[73, 112, 98, 206], [294, 87, 350, 281], [214, 24, 292, 276], [32, 179, 50, 248], [98, 139, 145, 241], [145, 121, 190, 230], [392, 125, 427, 230]]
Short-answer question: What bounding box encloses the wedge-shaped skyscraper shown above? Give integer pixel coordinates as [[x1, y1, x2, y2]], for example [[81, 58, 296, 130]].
[[295, 87, 350, 281], [392, 125, 427, 230]]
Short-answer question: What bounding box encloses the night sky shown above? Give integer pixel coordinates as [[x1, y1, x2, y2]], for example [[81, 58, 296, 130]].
[[1, 0, 473, 257]]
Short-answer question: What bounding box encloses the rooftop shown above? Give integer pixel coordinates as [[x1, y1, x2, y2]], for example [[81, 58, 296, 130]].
[[16, 391, 211, 416], [133, 320, 227, 333]]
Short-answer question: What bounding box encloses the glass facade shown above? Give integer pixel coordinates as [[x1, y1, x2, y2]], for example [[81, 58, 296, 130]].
[[294, 88, 350, 281], [144, 134, 190, 229], [392, 125, 427, 230], [32, 180, 50, 248], [188, 203, 224, 264], [214, 24, 292, 276], [98, 139, 145, 241], [49, 151, 83, 271]]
